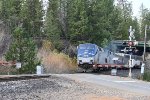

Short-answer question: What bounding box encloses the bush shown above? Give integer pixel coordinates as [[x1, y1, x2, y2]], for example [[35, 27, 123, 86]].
[[37, 49, 77, 74], [42, 40, 54, 51], [143, 72, 150, 82]]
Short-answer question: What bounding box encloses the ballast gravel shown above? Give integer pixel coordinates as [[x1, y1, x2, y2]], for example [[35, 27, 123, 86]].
[[0, 75, 149, 100]]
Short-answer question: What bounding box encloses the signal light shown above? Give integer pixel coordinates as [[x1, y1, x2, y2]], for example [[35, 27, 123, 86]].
[[122, 41, 138, 46], [128, 41, 134, 46], [133, 41, 138, 46], [128, 41, 138, 46]]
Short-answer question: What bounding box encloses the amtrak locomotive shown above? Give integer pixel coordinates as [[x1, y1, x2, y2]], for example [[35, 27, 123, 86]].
[[77, 43, 141, 71], [77, 43, 99, 69], [77, 43, 118, 70]]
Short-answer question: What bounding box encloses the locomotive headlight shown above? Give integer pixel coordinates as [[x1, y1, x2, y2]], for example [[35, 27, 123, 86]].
[[90, 57, 94, 61], [89, 53, 95, 56], [90, 58, 94, 64], [78, 54, 82, 57], [91, 53, 95, 56]]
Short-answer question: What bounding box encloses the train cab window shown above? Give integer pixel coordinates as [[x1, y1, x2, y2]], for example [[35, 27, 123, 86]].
[[113, 60, 116, 64], [105, 58, 107, 63], [99, 47, 101, 51], [99, 47, 104, 52]]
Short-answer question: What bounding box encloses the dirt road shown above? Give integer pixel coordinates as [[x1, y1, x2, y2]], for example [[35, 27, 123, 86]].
[[0, 74, 150, 100], [58, 73, 150, 96]]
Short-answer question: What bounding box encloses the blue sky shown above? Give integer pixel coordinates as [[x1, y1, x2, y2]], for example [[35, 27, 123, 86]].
[[128, 0, 150, 18]]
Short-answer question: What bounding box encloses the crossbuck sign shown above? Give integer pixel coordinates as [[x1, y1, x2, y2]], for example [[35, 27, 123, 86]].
[[129, 26, 135, 40]]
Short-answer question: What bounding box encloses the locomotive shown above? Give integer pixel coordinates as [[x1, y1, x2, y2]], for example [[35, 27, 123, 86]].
[[77, 43, 141, 71], [77, 43, 100, 70]]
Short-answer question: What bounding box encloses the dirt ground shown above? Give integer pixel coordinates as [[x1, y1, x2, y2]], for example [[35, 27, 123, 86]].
[[85, 95, 125, 100], [0, 75, 149, 100]]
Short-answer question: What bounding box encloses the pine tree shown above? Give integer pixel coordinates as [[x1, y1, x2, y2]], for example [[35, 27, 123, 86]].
[[1, 0, 42, 74], [109, 6, 124, 40], [132, 18, 140, 40], [67, 0, 88, 44], [86, 0, 114, 46], [115, 0, 134, 40], [21, 0, 44, 37], [140, 5, 150, 41], [5, 27, 39, 74], [44, 0, 62, 50], [1, 0, 22, 32]]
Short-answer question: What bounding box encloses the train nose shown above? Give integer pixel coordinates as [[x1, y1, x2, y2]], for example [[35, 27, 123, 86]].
[[78, 58, 94, 64], [90, 60, 93, 64]]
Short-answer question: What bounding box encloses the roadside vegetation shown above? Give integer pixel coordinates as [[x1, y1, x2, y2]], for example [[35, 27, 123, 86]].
[[143, 72, 150, 82], [143, 53, 150, 81], [37, 40, 77, 73], [39, 50, 77, 74]]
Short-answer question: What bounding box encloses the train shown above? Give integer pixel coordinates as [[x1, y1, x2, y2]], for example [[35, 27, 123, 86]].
[[77, 43, 141, 72]]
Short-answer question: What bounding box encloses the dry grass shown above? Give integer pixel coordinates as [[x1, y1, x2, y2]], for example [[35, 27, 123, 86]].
[[37, 48, 77, 74]]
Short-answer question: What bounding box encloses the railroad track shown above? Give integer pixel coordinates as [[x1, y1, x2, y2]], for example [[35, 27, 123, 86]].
[[76, 68, 141, 79], [0, 74, 50, 82]]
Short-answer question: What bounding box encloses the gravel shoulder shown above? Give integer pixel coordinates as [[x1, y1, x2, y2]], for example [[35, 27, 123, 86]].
[[0, 75, 150, 100]]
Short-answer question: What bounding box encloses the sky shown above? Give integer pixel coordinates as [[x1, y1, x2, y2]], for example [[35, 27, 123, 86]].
[[128, 0, 150, 18]]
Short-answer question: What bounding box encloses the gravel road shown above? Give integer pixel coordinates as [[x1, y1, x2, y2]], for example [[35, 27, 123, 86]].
[[0, 75, 150, 100]]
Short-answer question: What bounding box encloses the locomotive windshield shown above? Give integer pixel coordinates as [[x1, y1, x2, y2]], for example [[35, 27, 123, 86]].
[[77, 44, 97, 57]]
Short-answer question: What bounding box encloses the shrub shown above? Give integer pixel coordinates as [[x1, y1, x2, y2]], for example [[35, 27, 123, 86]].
[[37, 49, 77, 74], [143, 71, 150, 82], [42, 40, 54, 51]]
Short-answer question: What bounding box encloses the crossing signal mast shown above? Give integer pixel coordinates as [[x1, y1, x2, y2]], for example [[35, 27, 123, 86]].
[[128, 26, 138, 77], [125, 26, 137, 78], [121, 26, 138, 53]]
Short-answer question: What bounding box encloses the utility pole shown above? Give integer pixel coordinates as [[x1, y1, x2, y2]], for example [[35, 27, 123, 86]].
[[143, 25, 147, 62]]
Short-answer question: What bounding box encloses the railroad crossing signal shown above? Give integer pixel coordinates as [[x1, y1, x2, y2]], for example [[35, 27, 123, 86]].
[[128, 41, 138, 46], [121, 47, 137, 54], [128, 41, 134, 46], [122, 41, 138, 46], [128, 26, 135, 41], [122, 26, 137, 78], [121, 47, 132, 53]]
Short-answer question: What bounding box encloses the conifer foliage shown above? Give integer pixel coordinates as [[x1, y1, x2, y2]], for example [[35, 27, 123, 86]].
[[5, 27, 39, 74], [0, 0, 43, 74]]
